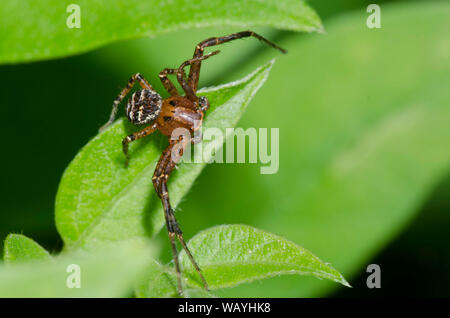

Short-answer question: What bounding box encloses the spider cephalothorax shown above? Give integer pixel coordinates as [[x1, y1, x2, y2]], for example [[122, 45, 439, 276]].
[[99, 31, 286, 296]]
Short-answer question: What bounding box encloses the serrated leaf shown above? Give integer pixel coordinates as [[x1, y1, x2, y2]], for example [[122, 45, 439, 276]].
[[0, 240, 154, 297], [0, 0, 322, 64], [180, 225, 349, 289], [3, 234, 51, 264], [55, 60, 275, 251], [136, 225, 348, 297]]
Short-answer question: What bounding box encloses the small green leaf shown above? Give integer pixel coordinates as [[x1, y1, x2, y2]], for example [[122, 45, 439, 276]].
[[55, 61, 275, 251], [180, 225, 349, 289], [3, 234, 51, 264], [0, 0, 322, 64], [0, 240, 154, 297]]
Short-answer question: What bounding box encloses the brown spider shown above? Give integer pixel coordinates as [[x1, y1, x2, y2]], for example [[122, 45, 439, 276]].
[[100, 31, 286, 295]]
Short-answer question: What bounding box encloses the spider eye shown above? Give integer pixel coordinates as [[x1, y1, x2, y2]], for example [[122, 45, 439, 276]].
[[126, 89, 162, 125]]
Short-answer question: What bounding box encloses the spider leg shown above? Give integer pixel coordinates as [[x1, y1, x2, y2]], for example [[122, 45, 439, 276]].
[[159, 51, 220, 102], [159, 69, 179, 96], [157, 66, 193, 101], [122, 123, 157, 166], [100, 73, 154, 132], [177, 50, 220, 102], [188, 30, 287, 92], [152, 139, 209, 295]]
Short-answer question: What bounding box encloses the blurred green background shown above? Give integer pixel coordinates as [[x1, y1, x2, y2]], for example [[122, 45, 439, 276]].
[[1, 0, 449, 297]]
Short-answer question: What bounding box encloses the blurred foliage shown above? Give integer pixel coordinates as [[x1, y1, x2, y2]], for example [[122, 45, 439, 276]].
[[336, 177, 450, 297], [4, 234, 51, 263], [0, 0, 449, 297], [0, 0, 321, 64], [0, 239, 154, 297]]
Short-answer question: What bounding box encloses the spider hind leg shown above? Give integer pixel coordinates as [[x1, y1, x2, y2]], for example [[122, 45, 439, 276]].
[[153, 141, 209, 295]]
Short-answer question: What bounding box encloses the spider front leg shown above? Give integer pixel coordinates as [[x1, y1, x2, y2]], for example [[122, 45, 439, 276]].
[[176, 50, 220, 102], [159, 69, 179, 96], [122, 123, 157, 166], [158, 51, 220, 102], [152, 139, 209, 295], [188, 31, 287, 92], [100, 73, 154, 132]]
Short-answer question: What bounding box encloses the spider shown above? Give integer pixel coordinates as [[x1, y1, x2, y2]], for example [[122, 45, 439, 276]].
[[100, 31, 286, 295]]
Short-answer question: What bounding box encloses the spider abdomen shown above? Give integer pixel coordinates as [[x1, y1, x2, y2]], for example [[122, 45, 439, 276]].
[[126, 89, 162, 125]]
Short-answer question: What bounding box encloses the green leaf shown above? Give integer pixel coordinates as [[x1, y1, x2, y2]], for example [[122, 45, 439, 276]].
[[134, 260, 216, 298], [135, 225, 350, 297], [55, 60, 275, 251], [0, 0, 322, 64], [182, 288, 217, 298], [177, 1, 450, 297], [137, 225, 348, 297], [135, 260, 178, 298], [180, 225, 349, 289], [3, 234, 51, 264], [0, 240, 154, 297]]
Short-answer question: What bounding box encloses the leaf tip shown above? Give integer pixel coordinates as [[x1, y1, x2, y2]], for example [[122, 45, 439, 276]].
[[339, 275, 352, 288], [4, 233, 25, 248]]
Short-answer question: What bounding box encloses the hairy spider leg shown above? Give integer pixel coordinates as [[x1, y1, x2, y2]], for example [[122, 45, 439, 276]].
[[152, 139, 209, 295], [100, 73, 154, 132], [121, 123, 158, 166], [188, 30, 287, 92], [159, 50, 220, 101]]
